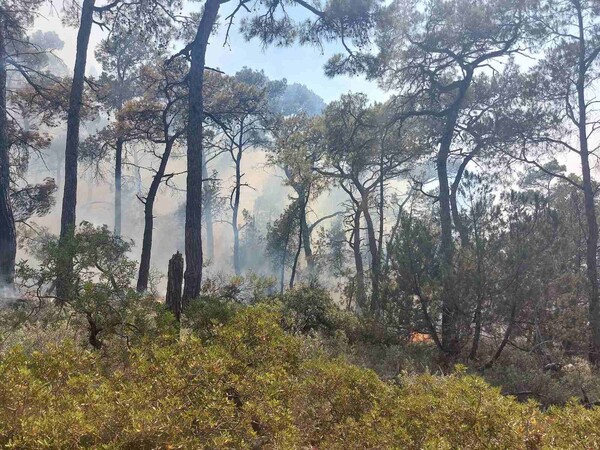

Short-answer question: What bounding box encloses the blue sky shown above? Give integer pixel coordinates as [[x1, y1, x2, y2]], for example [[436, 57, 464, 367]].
[[35, 1, 388, 105]]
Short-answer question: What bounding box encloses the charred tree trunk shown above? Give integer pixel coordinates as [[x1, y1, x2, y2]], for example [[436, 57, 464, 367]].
[[137, 140, 174, 292], [57, 0, 95, 300], [166, 251, 184, 322], [0, 20, 16, 287], [183, 0, 221, 304], [114, 137, 123, 236]]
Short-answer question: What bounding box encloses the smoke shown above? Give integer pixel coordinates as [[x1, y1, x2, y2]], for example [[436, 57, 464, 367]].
[[0, 283, 23, 305]]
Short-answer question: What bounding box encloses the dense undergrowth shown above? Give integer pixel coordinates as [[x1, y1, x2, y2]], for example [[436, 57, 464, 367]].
[[1, 299, 600, 449]]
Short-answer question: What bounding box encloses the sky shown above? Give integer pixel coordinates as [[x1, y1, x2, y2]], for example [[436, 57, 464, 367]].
[[33, 1, 388, 104]]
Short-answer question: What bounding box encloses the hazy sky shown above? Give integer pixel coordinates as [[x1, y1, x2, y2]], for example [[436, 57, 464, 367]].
[[33, 1, 388, 104]]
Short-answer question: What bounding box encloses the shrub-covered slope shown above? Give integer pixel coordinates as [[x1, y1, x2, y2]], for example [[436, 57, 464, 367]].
[[1, 306, 599, 449]]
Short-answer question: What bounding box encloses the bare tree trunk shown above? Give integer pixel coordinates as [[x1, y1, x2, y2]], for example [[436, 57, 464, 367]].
[[361, 199, 381, 316], [469, 223, 485, 360], [57, 0, 95, 300], [575, 6, 600, 364], [231, 144, 242, 276], [301, 213, 313, 270], [289, 216, 303, 289], [0, 20, 16, 286], [166, 251, 184, 322], [438, 72, 473, 355], [183, 0, 220, 304], [485, 297, 518, 369], [351, 208, 367, 309], [280, 229, 291, 295], [201, 157, 214, 260], [137, 141, 174, 292], [114, 137, 123, 236], [450, 152, 475, 248], [290, 193, 309, 288]]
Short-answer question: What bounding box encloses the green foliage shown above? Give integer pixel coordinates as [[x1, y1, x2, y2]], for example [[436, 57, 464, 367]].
[[17, 222, 159, 349], [2, 306, 600, 449], [280, 286, 339, 333]]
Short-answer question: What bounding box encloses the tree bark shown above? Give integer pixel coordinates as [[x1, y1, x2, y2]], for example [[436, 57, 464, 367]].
[[352, 207, 367, 309], [183, 0, 220, 304], [290, 192, 309, 288], [57, 0, 95, 300], [450, 152, 475, 248], [114, 137, 123, 236], [438, 71, 473, 355], [166, 251, 184, 322], [201, 156, 214, 260], [231, 137, 242, 276], [137, 140, 174, 292], [0, 19, 16, 286], [361, 197, 381, 316], [575, 5, 600, 365]]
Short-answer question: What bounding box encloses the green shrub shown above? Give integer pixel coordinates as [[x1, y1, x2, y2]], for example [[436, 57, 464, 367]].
[[2, 306, 600, 449], [280, 286, 339, 333]]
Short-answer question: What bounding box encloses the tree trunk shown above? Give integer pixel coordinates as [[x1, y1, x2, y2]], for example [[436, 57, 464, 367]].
[[361, 197, 381, 316], [301, 212, 313, 271], [232, 144, 242, 276], [450, 153, 475, 248], [575, 7, 600, 365], [137, 141, 174, 292], [0, 20, 16, 286], [290, 193, 309, 288], [438, 72, 473, 355], [201, 156, 214, 260], [469, 223, 485, 360], [57, 0, 95, 300], [114, 137, 123, 236], [183, 0, 221, 304], [352, 208, 367, 309], [280, 228, 291, 295], [166, 251, 184, 322]]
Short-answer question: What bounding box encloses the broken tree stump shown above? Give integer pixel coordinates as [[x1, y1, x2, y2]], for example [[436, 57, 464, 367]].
[[166, 251, 184, 321]]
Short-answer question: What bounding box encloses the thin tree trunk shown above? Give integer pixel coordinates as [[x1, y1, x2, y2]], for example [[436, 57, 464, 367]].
[[57, 0, 95, 300], [361, 198, 381, 316], [0, 20, 16, 286], [469, 222, 485, 360], [352, 207, 367, 309], [137, 140, 174, 292], [183, 0, 220, 304], [290, 192, 309, 288], [450, 152, 475, 248], [201, 156, 214, 260], [485, 296, 518, 369], [114, 137, 123, 236], [575, 5, 600, 365], [301, 213, 313, 270], [280, 228, 291, 295], [232, 143, 242, 276]]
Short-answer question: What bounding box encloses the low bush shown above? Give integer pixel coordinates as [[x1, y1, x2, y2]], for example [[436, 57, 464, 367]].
[[1, 305, 600, 449]]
